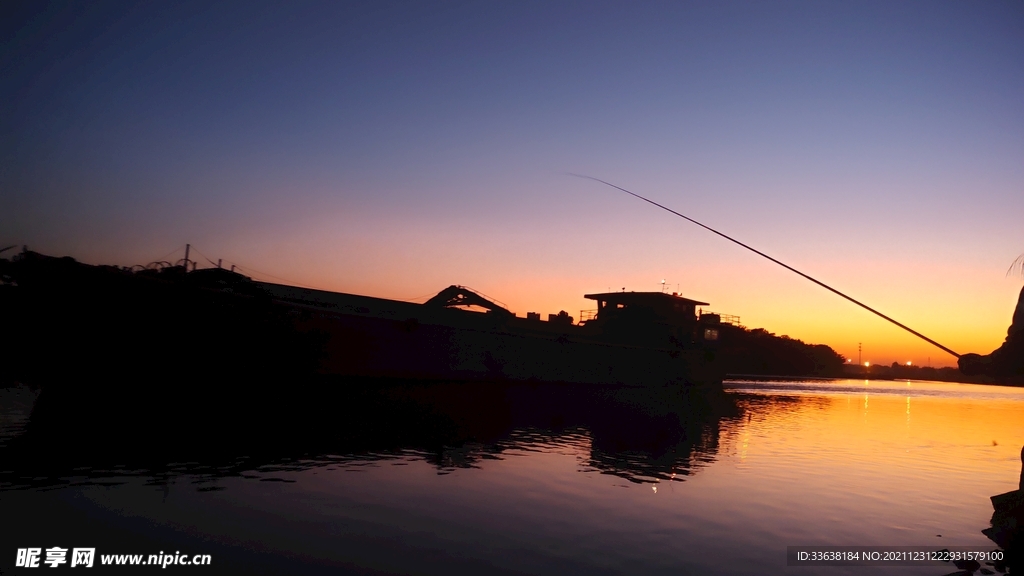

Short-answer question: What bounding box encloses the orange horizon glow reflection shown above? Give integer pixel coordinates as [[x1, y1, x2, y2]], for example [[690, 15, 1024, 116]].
[[718, 379, 1024, 547]]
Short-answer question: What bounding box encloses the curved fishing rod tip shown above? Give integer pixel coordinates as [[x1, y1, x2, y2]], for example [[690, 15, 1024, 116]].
[[562, 173, 633, 196], [561, 172, 607, 183], [561, 171, 593, 180]]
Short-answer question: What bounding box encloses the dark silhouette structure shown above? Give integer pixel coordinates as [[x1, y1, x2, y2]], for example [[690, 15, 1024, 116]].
[[983, 445, 1024, 572], [960, 286, 1024, 383], [423, 285, 514, 317], [0, 251, 324, 389], [1, 250, 844, 389]]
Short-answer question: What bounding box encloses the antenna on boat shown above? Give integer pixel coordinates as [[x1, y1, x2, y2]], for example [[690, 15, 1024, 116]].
[[569, 173, 961, 359]]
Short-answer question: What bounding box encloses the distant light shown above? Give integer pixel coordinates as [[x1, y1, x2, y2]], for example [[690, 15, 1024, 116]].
[[864, 362, 870, 367], [906, 361, 912, 366]]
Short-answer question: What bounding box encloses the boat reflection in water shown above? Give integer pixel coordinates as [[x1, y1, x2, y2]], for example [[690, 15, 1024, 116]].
[[3, 379, 1023, 575], [1, 379, 737, 490], [0, 379, 739, 574]]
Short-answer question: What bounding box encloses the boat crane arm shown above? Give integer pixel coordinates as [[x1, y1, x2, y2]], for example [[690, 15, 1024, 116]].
[[424, 285, 514, 316]]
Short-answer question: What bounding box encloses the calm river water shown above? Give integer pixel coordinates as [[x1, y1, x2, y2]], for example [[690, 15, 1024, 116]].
[[1, 378, 1022, 574]]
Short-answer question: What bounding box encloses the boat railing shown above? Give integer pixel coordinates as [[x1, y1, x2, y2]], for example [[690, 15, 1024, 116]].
[[579, 309, 598, 323], [702, 311, 742, 326]]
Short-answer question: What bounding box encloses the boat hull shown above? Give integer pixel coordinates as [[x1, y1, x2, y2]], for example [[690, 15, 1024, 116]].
[[262, 283, 722, 386]]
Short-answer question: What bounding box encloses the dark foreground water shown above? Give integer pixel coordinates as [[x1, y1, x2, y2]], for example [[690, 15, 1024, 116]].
[[1, 379, 1022, 575]]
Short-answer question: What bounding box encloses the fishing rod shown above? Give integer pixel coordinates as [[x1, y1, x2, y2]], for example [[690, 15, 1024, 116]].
[[570, 173, 961, 359]]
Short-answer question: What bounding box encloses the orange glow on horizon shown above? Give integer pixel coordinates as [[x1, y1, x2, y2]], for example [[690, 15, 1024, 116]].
[[50, 214, 1020, 369]]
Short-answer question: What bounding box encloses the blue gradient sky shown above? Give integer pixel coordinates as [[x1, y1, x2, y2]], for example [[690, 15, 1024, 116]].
[[3, 1, 1022, 365]]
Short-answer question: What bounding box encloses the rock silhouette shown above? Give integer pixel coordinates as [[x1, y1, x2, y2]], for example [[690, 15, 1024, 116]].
[[982, 445, 1024, 572], [959, 286, 1024, 383]]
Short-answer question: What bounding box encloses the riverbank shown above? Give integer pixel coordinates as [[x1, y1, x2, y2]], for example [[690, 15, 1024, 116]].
[[728, 368, 1023, 388], [841, 363, 1023, 386]]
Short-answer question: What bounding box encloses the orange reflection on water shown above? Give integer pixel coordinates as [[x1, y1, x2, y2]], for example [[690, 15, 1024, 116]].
[[717, 379, 1024, 547]]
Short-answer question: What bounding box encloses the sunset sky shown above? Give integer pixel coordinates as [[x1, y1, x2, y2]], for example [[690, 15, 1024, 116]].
[[3, 1, 1022, 366]]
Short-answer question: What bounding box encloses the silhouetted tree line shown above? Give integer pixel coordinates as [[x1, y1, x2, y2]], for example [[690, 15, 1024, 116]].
[[866, 362, 1015, 385], [0, 251, 325, 389], [712, 326, 846, 377]]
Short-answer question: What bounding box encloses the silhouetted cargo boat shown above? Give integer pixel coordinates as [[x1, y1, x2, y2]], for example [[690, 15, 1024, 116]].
[[0, 250, 844, 388], [261, 282, 728, 386]]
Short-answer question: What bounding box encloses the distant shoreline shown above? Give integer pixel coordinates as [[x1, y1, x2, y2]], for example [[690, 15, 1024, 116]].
[[726, 369, 1023, 388]]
